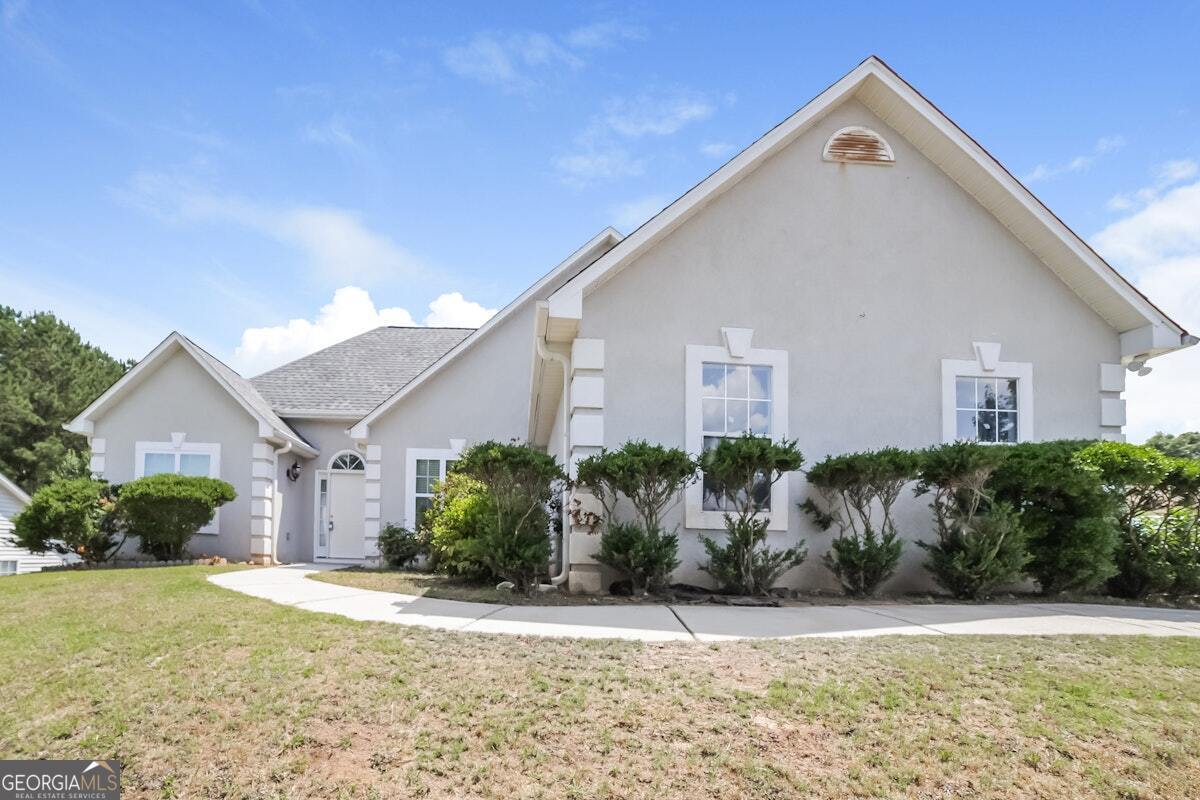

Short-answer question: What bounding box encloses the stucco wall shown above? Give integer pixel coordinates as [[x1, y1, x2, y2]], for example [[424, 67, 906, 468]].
[[91, 350, 259, 561], [575, 98, 1121, 591], [370, 304, 540, 529]]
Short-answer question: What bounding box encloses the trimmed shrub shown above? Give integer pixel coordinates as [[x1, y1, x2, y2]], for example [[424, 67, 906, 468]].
[[377, 523, 428, 568], [14, 478, 118, 563], [915, 442, 1029, 599], [987, 440, 1120, 594], [576, 441, 695, 594], [1075, 442, 1200, 597], [802, 448, 920, 597], [118, 474, 236, 560], [699, 435, 806, 595], [453, 441, 565, 593], [593, 522, 681, 595], [425, 474, 495, 580]]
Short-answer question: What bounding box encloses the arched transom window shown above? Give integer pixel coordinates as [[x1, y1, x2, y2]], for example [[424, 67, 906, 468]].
[[329, 452, 365, 471]]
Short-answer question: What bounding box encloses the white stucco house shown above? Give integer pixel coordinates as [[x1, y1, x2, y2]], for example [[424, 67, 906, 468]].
[[66, 57, 1193, 592], [0, 471, 69, 575]]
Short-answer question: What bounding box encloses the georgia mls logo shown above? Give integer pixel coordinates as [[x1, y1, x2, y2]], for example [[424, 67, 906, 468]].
[[0, 759, 121, 799]]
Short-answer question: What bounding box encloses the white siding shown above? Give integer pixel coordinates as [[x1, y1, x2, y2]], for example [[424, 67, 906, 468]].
[[0, 482, 67, 576]]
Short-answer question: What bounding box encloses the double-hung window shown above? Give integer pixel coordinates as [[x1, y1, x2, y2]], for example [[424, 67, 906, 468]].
[[406, 445, 464, 529], [685, 341, 790, 531], [701, 362, 773, 510], [135, 440, 222, 532], [413, 457, 456, 528]]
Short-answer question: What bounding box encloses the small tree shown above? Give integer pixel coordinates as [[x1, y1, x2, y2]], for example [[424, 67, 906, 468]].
[[575, 441, 696, 593], [453, 441, 565, 593], [915, 442, 1029, 599], [699, 435, 806, 595], [14, 477, 120, 563], [118, 474, 236, 560], [988, 440, 1120, 594], [801, 448, 920, 597], [1146, 431, 1200, 460], [1076, 442, 1200, 596]]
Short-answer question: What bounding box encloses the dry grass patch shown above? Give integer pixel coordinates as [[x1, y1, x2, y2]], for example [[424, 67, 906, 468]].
[[2, 566, 1199, 799]]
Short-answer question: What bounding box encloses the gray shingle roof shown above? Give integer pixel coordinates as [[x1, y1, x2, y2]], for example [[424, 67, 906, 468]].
[[250, 326, 474, 417]]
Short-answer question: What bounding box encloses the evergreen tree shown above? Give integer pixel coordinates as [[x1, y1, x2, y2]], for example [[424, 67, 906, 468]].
[[0, 307, 131, 491]]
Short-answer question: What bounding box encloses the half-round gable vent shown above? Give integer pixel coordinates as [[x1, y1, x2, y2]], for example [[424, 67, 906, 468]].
[[822, 126, 894, 165]]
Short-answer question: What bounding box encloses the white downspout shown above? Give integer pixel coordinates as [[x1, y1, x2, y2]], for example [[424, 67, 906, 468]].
[[271, 440, 293, 565], [535, 336, 571, 586]]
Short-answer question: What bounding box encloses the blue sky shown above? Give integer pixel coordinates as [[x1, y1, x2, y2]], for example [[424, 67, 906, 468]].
[[2, 2, 1198, 439]]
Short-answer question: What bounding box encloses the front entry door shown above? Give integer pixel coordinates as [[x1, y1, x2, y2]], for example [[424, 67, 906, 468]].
[[327, 471, 365, 559]]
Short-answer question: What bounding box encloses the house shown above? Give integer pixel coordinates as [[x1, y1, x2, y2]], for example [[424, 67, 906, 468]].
[[0, 471, 68, 576], [67, 57, 1193, 592]]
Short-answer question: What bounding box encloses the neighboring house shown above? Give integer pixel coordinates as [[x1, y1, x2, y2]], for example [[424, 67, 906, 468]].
[[0, 472, 68, 576], [67, 57, 1194, 592]]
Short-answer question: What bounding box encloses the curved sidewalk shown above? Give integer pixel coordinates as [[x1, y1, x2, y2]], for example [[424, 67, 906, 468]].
[[209, 564, 1200, 642]]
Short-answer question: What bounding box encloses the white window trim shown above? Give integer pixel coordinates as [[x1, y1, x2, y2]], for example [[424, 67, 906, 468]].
[[404, 441, 466, 530], [134, 440, 223, 533], [685, 343, 790, 531], [0, 560, 18, 576], [940, 359, 1034, 443]]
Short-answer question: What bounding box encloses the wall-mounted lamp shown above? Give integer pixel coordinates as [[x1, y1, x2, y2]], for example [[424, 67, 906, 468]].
[[286, 460, 302, 482]]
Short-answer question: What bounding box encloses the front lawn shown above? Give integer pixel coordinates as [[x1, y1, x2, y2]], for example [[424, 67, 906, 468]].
[[2, 567, 1199, 799]]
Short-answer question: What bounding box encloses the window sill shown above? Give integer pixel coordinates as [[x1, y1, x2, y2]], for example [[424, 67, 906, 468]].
[[685, 506, 789, 532]]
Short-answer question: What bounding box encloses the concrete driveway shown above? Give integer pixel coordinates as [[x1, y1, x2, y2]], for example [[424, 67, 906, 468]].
[[208, 564, 1200, 642]]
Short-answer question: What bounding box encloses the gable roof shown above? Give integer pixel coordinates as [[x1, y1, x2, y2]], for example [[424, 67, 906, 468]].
[[547, 56, 1191, 359], [250, 326, 473, 418], [0, 471, 31, 507], [348, 227, 624, 438], [66, 332, 318, 456]]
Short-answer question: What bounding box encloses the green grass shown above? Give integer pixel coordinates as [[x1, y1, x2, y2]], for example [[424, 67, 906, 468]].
[[2, 566, 1200, 798]]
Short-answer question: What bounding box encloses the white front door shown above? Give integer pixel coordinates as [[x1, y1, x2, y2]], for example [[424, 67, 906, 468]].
[[325, 471, 365, 559]]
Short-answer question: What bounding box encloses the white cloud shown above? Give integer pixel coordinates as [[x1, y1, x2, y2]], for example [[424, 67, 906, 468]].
[[1023, 135, 1126, 183], [554, 88, 717, 187], [444, 22, 643, 91], [443, 31, 580, 92], [424, 291, 496, 327], [611, 194, 667, 231], [564, 21, 645, 50], [603, 90, 715, 137], [1106, 158, 1198, 212], [552, 147, 644, 188], [1091, 178, 1200, 441], [699, 141, 734, 159], [233, 286, 497, 375], [117, 168, 425, 283], [302, 115, 365, 154]]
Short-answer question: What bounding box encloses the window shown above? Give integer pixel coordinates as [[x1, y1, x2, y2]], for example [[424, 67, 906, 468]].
[[140, 449, 214, 477], [940, 356, 1033, 444], [955, 377, 1018, 443], [701, 362, 773, 511], [405, 444, 464, 529], [330, 452, 364, 471], [0, 560, 17, 577], [685, 341, 790, 531], [135, 440, 221, 533]]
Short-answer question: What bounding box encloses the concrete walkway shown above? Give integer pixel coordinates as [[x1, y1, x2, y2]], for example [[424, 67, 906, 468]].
[[208, 564, 1200, 642]]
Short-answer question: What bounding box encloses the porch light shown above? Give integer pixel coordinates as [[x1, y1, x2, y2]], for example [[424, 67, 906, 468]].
[[286, 460, 302, 482]]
